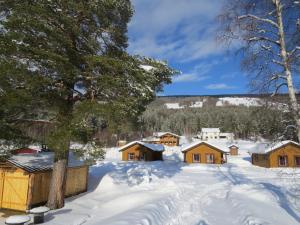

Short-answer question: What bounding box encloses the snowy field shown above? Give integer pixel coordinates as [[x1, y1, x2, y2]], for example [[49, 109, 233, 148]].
[[1, 140, 300, 225]]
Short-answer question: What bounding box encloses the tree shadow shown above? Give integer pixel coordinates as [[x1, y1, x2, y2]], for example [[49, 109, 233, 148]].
[[44, 209, 73, 223], [260, 182, 300, 223], [242, 156, 252, 163], [215, 164, 300, 223]]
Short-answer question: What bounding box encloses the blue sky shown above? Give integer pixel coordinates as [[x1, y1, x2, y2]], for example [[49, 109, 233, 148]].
[[127, 0, 249, 96]]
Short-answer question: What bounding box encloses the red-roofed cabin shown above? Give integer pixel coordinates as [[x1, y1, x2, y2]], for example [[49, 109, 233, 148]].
[[13, 148, 38, 155]]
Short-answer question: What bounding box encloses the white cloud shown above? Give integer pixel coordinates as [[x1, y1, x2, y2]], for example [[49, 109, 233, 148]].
[[205, 83, 236, 90], [173, 73, 209, 82], [173, 60, 223, 83], [128, 0, 224, 61]]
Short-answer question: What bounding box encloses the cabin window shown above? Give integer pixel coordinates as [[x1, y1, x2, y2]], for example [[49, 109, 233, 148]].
[[192, 154, 200, 163], [278, 155, 288, 167], [254, 154, 258, 161], [128, 153, 135, 161], [295, 156, 300, 167], [206, 154, 214, 164]]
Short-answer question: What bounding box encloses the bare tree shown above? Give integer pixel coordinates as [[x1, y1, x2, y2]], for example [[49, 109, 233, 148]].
[[218, 0, 300, 140]]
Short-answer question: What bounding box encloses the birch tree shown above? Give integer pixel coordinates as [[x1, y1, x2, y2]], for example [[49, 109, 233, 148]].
[[218, 0, 300, 140]]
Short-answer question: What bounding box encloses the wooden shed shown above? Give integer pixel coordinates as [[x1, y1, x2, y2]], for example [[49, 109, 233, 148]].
[[251, 140, 300, 168], [228, 144, 239, 156], [0, 152, 89, 211], [119, 141, 164, 161], [182, 141, 228, 164]]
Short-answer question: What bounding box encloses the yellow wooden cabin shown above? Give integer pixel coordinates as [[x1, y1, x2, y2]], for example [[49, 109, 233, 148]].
[[182, 141, 228, 164], [119, 141, 164, 161], [0, 152, 89, 211], [251, 140, 300, 168]]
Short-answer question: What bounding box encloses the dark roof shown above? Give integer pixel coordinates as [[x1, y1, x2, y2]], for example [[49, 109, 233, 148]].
[[6, 152, 85, 173]]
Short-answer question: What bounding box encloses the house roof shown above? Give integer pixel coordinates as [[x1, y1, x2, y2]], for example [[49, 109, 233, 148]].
[[119, 141, 165, 152], [154, 132, 180, 138], [181, 141, 229, 153], [201, 128, 220, 133], [228, 144, 239, 149], [250, 140, 300, 154], [6, 151, 85, 173]]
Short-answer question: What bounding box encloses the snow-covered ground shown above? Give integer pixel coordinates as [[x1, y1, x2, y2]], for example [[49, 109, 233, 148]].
[[2, 140, 300, 225]]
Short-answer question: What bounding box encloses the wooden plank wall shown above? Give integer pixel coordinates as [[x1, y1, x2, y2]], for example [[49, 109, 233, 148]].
[[65, 166, 89, 196]]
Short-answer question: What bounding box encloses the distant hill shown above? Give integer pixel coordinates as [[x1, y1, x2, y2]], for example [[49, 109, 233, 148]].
[[150, 94, 291, 110]]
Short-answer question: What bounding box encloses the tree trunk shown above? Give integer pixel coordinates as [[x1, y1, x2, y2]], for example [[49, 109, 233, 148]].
[[275, 0, 300, 141], [47, 156, 68, 209]]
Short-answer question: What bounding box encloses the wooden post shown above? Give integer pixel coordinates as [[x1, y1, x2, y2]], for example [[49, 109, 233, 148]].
[[26, 174, 35, 210]]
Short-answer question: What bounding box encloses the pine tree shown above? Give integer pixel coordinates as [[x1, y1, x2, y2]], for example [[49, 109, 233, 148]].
[[0, 0, 177, 209]]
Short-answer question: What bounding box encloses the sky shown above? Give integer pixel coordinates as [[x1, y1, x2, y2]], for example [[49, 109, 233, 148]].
[[127, 0, 249, 96]]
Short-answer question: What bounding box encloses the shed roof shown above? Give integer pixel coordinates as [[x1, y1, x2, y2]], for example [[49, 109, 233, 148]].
[[228, 144, 239, 149], [119, 141, 165, 152], [250, 140, 300, 154], [6, 151, 85, 173], [181, 141, 229, 153]]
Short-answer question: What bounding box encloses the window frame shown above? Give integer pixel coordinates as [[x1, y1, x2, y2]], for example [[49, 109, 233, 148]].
[[294, 156, 300, 167], [128, 153, 135, 161], [206, 154, 214, 164], [278, 155, 288, 167], [192, 153, 201, 163]]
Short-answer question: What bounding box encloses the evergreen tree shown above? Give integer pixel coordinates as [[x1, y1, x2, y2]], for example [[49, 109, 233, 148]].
[[0, 0, 176, 209]]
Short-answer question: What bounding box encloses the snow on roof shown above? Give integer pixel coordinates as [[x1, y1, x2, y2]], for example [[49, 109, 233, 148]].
[[142, 136, 160, 142], [201, 128, 220, 133], [181, 141, 229, 153], [119, 141, 165, 152], [228, 144, 239, 148], [154, 132, 180, 138], [249, 140, 300, 154], [7, 151, 85, 173]]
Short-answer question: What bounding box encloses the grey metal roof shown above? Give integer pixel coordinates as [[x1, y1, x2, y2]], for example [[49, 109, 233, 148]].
[[7, 151, 85, 173]]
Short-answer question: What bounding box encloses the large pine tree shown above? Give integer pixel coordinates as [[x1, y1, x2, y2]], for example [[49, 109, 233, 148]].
[[0, 0, 176, 209]]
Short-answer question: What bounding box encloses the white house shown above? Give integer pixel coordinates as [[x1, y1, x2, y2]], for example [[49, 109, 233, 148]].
[[197, 128, 234, 141]]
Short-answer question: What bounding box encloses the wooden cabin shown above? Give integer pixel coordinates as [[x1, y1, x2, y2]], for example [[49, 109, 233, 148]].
[[251, 140, 300, 168], [182, 141, 228, 164], [119, 141, 164, 161], [0, 152, 89, 211], [228, 144, 239, 156], [143, 132, 180, 146]]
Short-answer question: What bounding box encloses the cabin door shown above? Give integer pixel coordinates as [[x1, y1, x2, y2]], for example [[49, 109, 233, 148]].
[[2, 170, 29, 211], [0, 171, 4, 208], [140, 152, 146, 161]]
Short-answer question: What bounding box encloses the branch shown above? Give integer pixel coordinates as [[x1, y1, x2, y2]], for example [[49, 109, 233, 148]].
[[238, 14, 279, 28], [269, 74, 287, 82], [289, 46, 300, 56], [272, 59, 285, 66], [271, 82, 288, 96], [247, 36, 280, 46]]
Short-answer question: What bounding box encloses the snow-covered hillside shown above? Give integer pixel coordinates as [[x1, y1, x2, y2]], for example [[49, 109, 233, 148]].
[[22, 140, 300, 225], [216, 97, 262, 107], [163, 97, 288, 109]]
